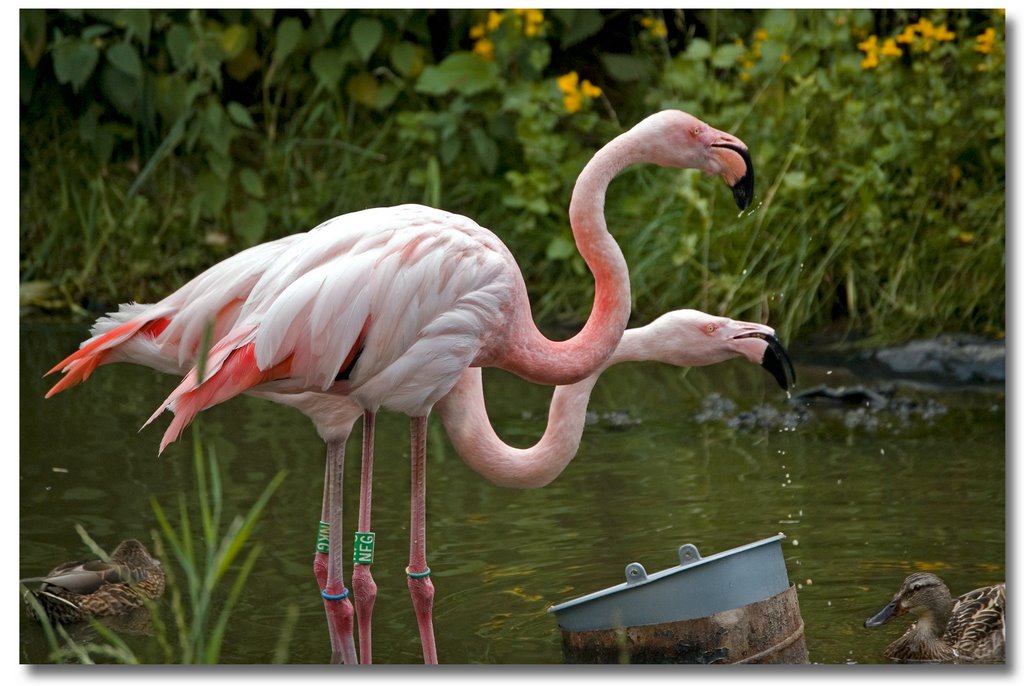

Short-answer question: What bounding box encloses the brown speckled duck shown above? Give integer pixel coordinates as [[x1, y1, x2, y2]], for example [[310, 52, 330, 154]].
[[23, 539, 165, 625], [864, 571, 1005, 662]]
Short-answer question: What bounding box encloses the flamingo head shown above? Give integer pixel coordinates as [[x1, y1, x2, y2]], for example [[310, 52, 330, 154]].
[[628, 310, 795, 390], [639, 110, 755, 210]]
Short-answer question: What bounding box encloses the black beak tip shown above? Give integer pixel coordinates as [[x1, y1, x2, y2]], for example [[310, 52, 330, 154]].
[[760, 336, 796, 391], [718, 143, 755, 210], [731, 170, 754, 210]]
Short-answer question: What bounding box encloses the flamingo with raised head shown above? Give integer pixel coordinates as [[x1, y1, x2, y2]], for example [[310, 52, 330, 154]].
[[46, 109, 754, 663]]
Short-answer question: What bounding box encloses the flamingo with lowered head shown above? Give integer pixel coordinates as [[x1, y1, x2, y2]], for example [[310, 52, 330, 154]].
[[46, 109, 754, 663]]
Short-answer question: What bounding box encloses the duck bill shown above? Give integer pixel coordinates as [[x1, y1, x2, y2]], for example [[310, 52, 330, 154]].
[[864, 600, 899, 628], [735, 331, 796, 390], [712, 142, 755, 210]]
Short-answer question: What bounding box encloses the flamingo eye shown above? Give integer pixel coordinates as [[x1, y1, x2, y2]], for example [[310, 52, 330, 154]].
[[692, 126, 701, 138], [705, 323, 716, 334]]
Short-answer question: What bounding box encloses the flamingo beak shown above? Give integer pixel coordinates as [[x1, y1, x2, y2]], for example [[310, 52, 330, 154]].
[[864, 599, 901, 628], [734, 331, 796, 390], [712, 142, 755, 210]]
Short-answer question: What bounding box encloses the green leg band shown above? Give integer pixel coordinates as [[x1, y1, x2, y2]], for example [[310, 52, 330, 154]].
[[353, 531, 375, 565], [315, 521, 330, 554], [406, 566, 431, 579]]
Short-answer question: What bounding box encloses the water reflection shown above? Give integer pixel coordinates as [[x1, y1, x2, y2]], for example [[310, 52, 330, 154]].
[[20, 319, 1004, 664]]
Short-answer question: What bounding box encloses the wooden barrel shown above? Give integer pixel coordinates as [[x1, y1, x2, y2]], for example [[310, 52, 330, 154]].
[[559, 584, 808, 664]]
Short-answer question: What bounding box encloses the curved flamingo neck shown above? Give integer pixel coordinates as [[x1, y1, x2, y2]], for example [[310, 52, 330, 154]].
[[437, 368, 601, 489], [444, 321, 663, 488], [494, 132, 643, 386]]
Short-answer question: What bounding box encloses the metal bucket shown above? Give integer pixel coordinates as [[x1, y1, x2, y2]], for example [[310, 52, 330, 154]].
[[547, 534, 808, 664]]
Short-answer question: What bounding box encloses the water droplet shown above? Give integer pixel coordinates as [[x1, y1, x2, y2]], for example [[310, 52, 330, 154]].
[[826, 370, 833, 375], [792, 539, 799, 546]]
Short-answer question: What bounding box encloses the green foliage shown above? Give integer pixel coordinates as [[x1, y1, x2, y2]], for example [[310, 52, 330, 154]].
[[20, 8, 1005, 344]]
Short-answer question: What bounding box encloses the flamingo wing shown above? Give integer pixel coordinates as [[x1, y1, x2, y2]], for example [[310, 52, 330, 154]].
[[147, 205, 516, 452]]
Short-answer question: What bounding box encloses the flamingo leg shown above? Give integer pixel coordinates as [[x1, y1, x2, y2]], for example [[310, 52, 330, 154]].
[[320, 437, 358, 664], [351, 410, 378, 664], [407, 415, 438, 663]]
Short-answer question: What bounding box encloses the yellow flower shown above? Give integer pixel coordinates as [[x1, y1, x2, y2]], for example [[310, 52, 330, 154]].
[[580, 79, 602, 98], [975, 27, 996, 54], [563, 91, 583, 114], [473, 38, 494, 61], [557, 70, 599, 113], [515, 8, 544, 37], [754, 28, 769, 43], [641, 17, 668, 38], [780, 50, 791, 64], [556, 71, 579, 95], [880, 38, 902, 57], [486, 10, 503, 32], [469, 22, 486, 40], [934, 24, 955, 41], [912, 18, 935, 39], [857, 35, 877, 53], [912, 17, 935, 51], [857, 34, 879, 68], [896, 25, 916, 44]]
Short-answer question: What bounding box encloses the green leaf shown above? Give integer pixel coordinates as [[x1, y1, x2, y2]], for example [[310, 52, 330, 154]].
[[684, 38, 712, 61], [206, 150, 231, 180], [106, 41, 142, 78], [317, 8, 345, 36], [196, 170, 228, 217], [470, 127, 498, 175], [415, 52, 500, 96], [52, 39, 99, 92], [274, 17, 303, 64], [81, 24, 110, 41], [350, 17, 383, 63], [554, 9, 604, 48], [546, 234, 576, 260], [711, 43, 746, 68], [311, 48, 347, 91], [762, 8, 796, 35], [227, 101, 255, 128], [20, 9, 47, 68], [99, 64, 140, 116], [600, 53, 651, 82], [167, 24, 192, 70], [233, 202, 268, 244], [115, 9, 151, 49], [390, 41, 420, 77], [252, 9, 275, 26], [239, 168, 265, 198]]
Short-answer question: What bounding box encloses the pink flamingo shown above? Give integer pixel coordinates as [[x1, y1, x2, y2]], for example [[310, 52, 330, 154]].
[[439, 309, 794, 488], [46, 109, 754, 663]]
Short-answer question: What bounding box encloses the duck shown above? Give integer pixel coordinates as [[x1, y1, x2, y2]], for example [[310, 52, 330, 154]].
[[864, 571, 1005, 662], [23, 538, 165, 625]]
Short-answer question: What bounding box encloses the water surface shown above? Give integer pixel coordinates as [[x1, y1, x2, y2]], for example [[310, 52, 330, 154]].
[[19, 319, 1005, 664]]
